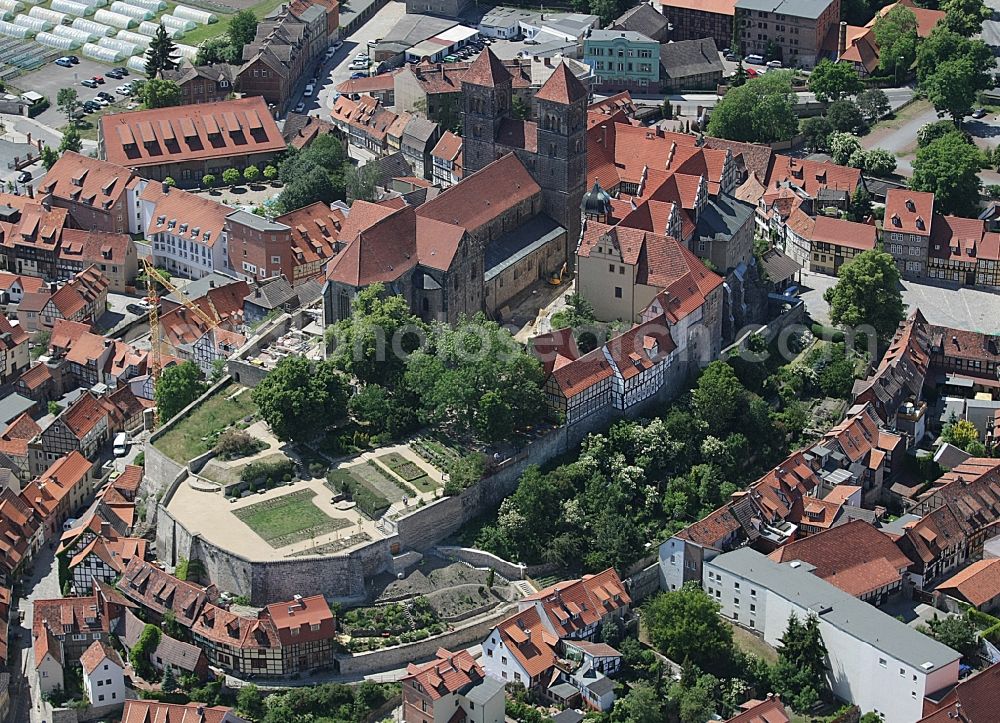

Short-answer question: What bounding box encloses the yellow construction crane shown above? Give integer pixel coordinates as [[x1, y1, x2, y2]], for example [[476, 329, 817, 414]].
[[142, 258, 221, 425]]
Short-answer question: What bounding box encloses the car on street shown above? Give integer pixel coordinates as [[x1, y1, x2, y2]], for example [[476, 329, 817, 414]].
[[55, 56, 74, 67], [350, 60, 368, 71], [293, 101, 305, 113], [16, 170, 31, 183], [745, 67, 759, 77], [68, 55, 79, 64], [303, 83, 315, 96], [81, 78, 98, 88], [972, 108, 988, 119], [116, 84, 132, 95], [325, 46, 337, 60], [766, 59, 783, 68], [725, 52, 738, 61], [92, 96, 110, 107], [354, 51, 368, 61], [745, 54, 764, 64]]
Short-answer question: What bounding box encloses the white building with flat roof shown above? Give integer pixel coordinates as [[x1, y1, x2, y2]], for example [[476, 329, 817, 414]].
[[704, 548, 961, 723]]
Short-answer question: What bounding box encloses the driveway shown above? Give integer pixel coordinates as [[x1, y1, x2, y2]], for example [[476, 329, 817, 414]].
[[799, 269, 1000, 334]]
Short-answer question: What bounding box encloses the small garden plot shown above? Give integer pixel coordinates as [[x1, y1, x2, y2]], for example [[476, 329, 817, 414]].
[[233, 490, 348, 548], [410, 435, 462, 471], [155, 384, 258, 462], [342, 597, 446, 651], [326, 468, 392, 519], [425, 584, 502, 620], [377, 453, 438, 493]]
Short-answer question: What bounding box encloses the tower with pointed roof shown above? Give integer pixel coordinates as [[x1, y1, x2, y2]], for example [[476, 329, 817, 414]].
[[461, 49, 512, 177]]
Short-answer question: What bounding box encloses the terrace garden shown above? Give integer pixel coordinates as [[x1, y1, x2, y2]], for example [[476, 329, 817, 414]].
[[232, 489, 349, 548]]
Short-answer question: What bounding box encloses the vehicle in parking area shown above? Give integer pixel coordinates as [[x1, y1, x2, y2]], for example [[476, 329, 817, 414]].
[[349, 60, 368, 71], [115, 66, 128, 75], [81, 78, 98, 88], [68, 55, 79, 64], [725, 52, 738, 61], [354, 51, 368, 60], [294, 101, 305, 113], [126, 302, 150, 315], [106, 69, 123, 80], [972, 108, 988, 119], [766, 59, 782, 68], [303, 83, 315, 96], [93, 75, 104, 84], [745, 54, 764, 64], [116, 84, 132, 95], [98, 91, 114, 100], [16, 170, 31, 183], [745, 67, 758, 77], [83, 101, 100, 112], [92, 96, 110, 107], [55, 56, 74, 67], [350, 71, 366, 79], [113, 432, 129, 457]]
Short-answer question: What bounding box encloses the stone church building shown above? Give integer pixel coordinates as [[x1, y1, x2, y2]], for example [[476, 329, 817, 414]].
[[322, 49, 588, 325]]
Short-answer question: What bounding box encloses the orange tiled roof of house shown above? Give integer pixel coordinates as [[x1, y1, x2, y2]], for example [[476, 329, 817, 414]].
[[114, 465, 144, 496], [522, 567, 631, 638], [0, 314, 27, 348], [867, 0, 945, 37], [81, 638, 122, 674], [142, 183, 233, 249], [33, 592, 107, 638], [919, 662, 1000, 723], [38, 151, 137, 209], [3, 412, 40, 444], [0, 487, 36, 575], [724, 695, 790, 723], [765, 155, 862, 198], [929, 214, 990, 262], [885, 188, 935, 236], [274, 201, 345, 268], [59, 228, 133, 268], [769, 519, 911, 598], [0, 271, 45, 295], [810, 216, 877, 252], [937, 559, 1000, 608], [404, 647, 485, 700], [325, 205, 417, 288], [0, 201, 67, 254], [100, 97, 286, 170], [493, 605, 559, 678], [121, 701, 244, 723], [658, 0, 736, 15], [21, 451, 92, 521], [264, 594, 335, 645], [34, 624, 62, 668], [193, 602, 280, 650], [119, 558, 215, 627], [49, 265, 108, 319], [431, 130, 462, 162], [61, 391, 111, 440]]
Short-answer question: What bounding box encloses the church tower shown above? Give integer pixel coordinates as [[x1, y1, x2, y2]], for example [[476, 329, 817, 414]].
[[461, 49, 512, 176], [533, 63, 588, 266]]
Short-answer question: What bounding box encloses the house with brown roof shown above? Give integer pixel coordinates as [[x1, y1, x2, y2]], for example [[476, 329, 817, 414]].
[[0, 487, 38, 582], [724, 695, 790, 723], [119, 559, 217, 628], [162, 63, 238, 106], [430, 130, 462, 187], [32, 590, 121, 663], [918, 661, 1000, 723], [402, 647, 505, 723], [117, 607, 210, 681], [98, 97, 287, 188], [68, 534, 147, 595], [34, 625, 63, 695], [20, 451, 96, 543], [0, 195, 68, 282], [264, 594, 337, 673], [192, 602, 284, 676], [883, 189, 934, 278], [122, 701, 249, 723], [926, 323, 1000, 392], [21, 265, 109, 333], [31, 391, 113, 475], [768, 519, 911, 604], [0, 412, 40, 483], [808, 216, 878, 275], [38, 151, 140, 235], [81, 638, 126, 708], [657, 0, 735, 49]]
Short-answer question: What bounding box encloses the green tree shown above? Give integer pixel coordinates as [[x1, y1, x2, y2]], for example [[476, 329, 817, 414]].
[[860, 148, 897, 176], [244, 165, 260, 183], [707, 71, 798, 143], [140, 78, 183, 109], [644, 583, 737, 675], [130, 624, 161, 679], [251, 356, 349, 442], [263, 164, 278, 181], [146, 23, 180, 77], [348, 384, 416, 438], [942, 0, 991, 35], [56, 87, 79, 125], [512, 95, 530, 120], [48, 400, 60, 416], [202, 173, 216, 188], [921, 614, 980, 661], [161, 664, 178, 693], [590, 0, 620, 26], [911, 129, 984, 216], [344, 162, 381, 202], [328, 283, 425, 387], [925, 55, 991, 124], [228, 9, 259, 48], [222, 167, 241, 186], [236, 683, 266, 721], [40, 145, 59, 171], [693, 361, 750, 437], [849, 185, 874, 223], [857, 88, 891, 125], [610, 681, 667, 723], [916, 26, 993, 84], [918, 118, 964, 148], [154, 360, 206, 421], [58, 126, 82, 155], [164, 176, 176, 188], [823, 249, 905, 342], [873, 5, 918, 77], [941, 417, 981, 452], [801, 115, 834, 151], [828, 99, 868, 133], [670, 673, 720, 723], [277, 166, 339, 212], [808, 58, 863, 101], [196, 35, 237, 65], [773, 613, 829, 711]]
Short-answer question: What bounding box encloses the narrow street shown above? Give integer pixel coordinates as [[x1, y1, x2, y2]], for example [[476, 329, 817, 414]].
[[11, 546, 60, 723]]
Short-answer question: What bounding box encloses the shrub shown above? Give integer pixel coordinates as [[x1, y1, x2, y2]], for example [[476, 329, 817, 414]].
[[164, 176, 176, 188], [263, 164, 278, 181], [241, 458, 295, 484], [202, 174, 216, 188], [244, 165, 260, 183], [215, 429, 265, 460], [222, 168, 241, 186]]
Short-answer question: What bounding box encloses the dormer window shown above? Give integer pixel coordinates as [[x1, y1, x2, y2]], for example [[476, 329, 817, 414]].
[[891, 214, 901, 227], [179, 223, 188, 233], [156, 215, 166, 226], [916, 216, 925, 231], [905, 199, 915, 211]]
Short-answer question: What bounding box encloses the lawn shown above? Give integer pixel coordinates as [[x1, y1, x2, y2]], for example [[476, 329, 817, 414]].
[[154, 384, 258, 462], [377, 453, 438, 493], [233, 489, 349, 547], [180, 0, 289, 47], [726, 620, 779, 664], [326, 467, 392, 519]]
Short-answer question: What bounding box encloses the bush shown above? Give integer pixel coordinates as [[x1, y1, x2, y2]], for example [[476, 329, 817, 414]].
[[27, 97, 50, 118], [327, 471, 390, 518], [215, 429, 265, 460], [222, 168, 241, 186], [164, 177, 176, 188], [244, 165, 260, 183], [202, 174, 216, 188], [263, 164, 278, 181], [241, 458, 295, 485]]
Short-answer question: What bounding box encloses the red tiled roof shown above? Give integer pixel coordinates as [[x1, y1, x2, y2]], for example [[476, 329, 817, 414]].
[[0, 488, 36, 575], [0, 271, 45, 295], [868, 0, 945, 38], [493, 606, 559, 678], [919, 663, 1000, 723], [522, 568, 631, 638], [192, 602, 280, 650], [48, 265, 108, 320], [766, 156, 862, 198], [325, 205, 417, 287], [809, 215, 877, 251], [119, 558, 214, 627], [937, 558, 1000, 608], [431, 130, 462, 162], [33, 592, 107, 639], [885, 188, 934, 237], [142, 183, 233, 249], [21, 451, 93, 522], [35, 624, 62, 668], [404, 647, 485, 700], [275, 201, 344, 269], [658, 0, 736, 15], [59, 228, 133, 268], [101, 97, 286, 170], [121, 701, 241, 723], [929, 214, 987, 263], [724, 696, 790, 723], [81, 639, 122, 675], [61, 392, 111, 440], [535, 61, 588, 104], [38, 151, 137, 211], [264, 594, 335, 645], [463, 48, 511, 87], [769, 519, 911, 598]]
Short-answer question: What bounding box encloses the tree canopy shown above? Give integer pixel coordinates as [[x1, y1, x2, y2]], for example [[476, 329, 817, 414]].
[[873, 5, 918, 77], [942, 0, 991, 36], [808, 59, 863, 102], [277, 135, 349, 212], [146, 23, 180, 77], [140, 78, 183, 109], [857, 88, 891, 125], [644, 583, 737, 675], [707, 71, 798, 143], [921, 614, 980, 662], [911, 129, 984, 217], [251, 356, 349, 442], [773, 614, 830, 711], [823, 249, 905, 343], [941, 417, 985, 454], [925, 54, 993, 124], [155, 361, 207, 422]]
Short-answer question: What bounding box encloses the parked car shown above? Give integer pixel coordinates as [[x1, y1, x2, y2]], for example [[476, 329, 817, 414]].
[[55, 56, 73, 67], [766, 59, 783, 68], [83, 101, 100, 112], [324, 46, 337, 60], [972, 108, 988, 119], [81, 78, 98, 88], [92, 96, 110, 107], [745, 67, 759, 78], [126, 302, 150, 315], [350, 71, 366, 79], [725, 52, 739, 61], [93, 75, 105, 84], [97, 91, 114, 101], [106, 69, 123, 80], [354, 51, 368, 61], [16, 170, 31, 183], [114, 66, 128, 75], [349, 60, 368, 71], [115, 84, 132, 95], [68, 55, 79, 64], [113, 432, 129, 457], [293, 101, 305, 113], [303, 83, 315, 97], [745, 54, 764, 64]]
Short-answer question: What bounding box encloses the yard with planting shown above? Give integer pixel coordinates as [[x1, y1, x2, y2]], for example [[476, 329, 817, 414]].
[[232, 489, 349, 547]]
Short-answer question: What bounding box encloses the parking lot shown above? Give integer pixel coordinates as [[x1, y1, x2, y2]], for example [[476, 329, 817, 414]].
[[14, 56, 138, 128]]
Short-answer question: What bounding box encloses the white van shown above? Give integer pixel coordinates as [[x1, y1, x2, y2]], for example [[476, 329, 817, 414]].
[[113, 432, 129, 457], [744, 54, 764, 65]]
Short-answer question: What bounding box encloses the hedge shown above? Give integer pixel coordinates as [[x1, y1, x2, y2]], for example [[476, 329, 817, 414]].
[[241, 458, 295, 484]]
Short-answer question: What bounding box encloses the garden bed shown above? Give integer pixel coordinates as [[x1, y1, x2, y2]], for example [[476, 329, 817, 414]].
[[155, 384, 258, 463], [326, 468, 392, 519], [377, 453, 437, 493], [342, 596, 445, 652], [233, 489, 349, 548], [409, 435, 462, 471]]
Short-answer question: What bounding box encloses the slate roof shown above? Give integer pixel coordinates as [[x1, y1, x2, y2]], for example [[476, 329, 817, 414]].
[[612, 3, 669, 40], [660, 38, 725, 80]]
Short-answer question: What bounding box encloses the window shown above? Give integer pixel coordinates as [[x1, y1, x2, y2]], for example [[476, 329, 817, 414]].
[[487, 649, 493, 657], [98, 695, 105, 702], [614, 287, 622, 298], [502, 656, 508, 665], [900, 668, 905, 676], [879, 658, 887, 668], [618, 265, 624, 274]]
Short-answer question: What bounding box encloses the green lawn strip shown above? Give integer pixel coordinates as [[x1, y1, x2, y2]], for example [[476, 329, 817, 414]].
[[179, 0, 289, 47], [154, 385, 258, 462], [325, 468, 391, 519], [233, 489, 348, 547], [376, 453, 433, 483], [407, 475, 436, 493]]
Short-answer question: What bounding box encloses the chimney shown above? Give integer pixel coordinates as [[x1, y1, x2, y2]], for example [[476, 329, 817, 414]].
[[838, 21, 847, 57], [26, 185, 33, 199], [162, 181, 170, 194], [209, 279, 215, 288], [101, 521, 111, 538], [41, 197, 51, 211]]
